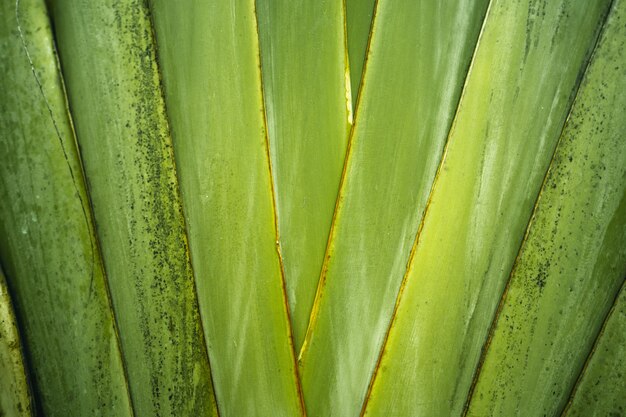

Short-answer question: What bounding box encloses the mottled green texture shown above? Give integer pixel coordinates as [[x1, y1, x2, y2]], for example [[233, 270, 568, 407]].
[[297, 1, 489, 416], [0, 268, 32, 417], [362, 1, 613, 416], [465, 2, 626, 414], [565, 282, 626, 417], [0, 1, 132, 415], [345, 0, 376, 105], [256, 0, 351, 349], [149, 1, 305, 415], [47, 1, 217, 415]]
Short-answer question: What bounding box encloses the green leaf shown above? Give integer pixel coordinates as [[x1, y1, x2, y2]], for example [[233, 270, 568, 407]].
[[46, 0, 217, 415], [256, 0, 352, 348], [361, 0, 614, 415], [0, 267, 33, 417], [345, 0, 376, 106], [564, 281, 626, 417], [0, 1, 132, 415], [298, 1, 489, 416], [3, 1, 625, 415], [149, 0, 305, 415], [465, 1, 626, 413]]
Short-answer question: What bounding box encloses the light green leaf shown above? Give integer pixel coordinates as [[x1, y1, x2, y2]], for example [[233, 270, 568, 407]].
[[345, 0, 376, 106], [564, 281, 626, 417], [149, 0, 305, 415], [362, 0, 613, 416], [47, 0, 217, 415], [256, 0, 351, 348], [298, 1, 489, 416], [0, 267, 33, 417], [465, 1, 626, 413], [0, 1, 132, 415]]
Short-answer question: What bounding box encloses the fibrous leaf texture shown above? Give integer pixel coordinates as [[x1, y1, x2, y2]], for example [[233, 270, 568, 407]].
[[0, 0, 624, 416]]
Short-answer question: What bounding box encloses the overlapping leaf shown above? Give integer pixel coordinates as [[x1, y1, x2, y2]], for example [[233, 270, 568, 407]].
[[465, 2, 626, 413], [564, 281, 626, 417], [46, 0, 217, 415], [0, 1, 624, 416], [362, 1, 613, 415], [256, 0, 351, 348], [0, 1, 132, 415], [149, 1, 305, 415], [298, 1, 489, 416], [0, 268, 32, 417], [345, 0, 376, 106]]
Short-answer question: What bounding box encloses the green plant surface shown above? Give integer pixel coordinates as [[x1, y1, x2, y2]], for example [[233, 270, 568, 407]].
[[46, 0, 217, 415], [345, 0, 376, 106], [1, 1, 625, 416], [563, 281, 626, 417], [361, 0, 614, 415], [464, 1, 626, 414], [297, 1, 489, 416], [0, 268, 32, 417], [256, 0, 352, 349], [0, 1, 132, 415], [149, 0, 305, 415]]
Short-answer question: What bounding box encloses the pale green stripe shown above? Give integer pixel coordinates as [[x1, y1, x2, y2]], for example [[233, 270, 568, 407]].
[[149, 1, 305, 415], [298, 1, 489, 416], [345, 0, 376, 106], [0, 268, 33, 417], [465, 2, 626, 414], [47, 0, 217, 415], [363, 1, 613, 416], [256, 0, 351, 349], [0, 1, 133, 416], [564, 281, 626, 417]]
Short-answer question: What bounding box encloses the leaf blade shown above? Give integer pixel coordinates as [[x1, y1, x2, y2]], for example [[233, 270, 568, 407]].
[[563, 280, 626, 417], [464, 2, 626, 413], [47, 0, 218, 415], [345, 0, 376, 106], [298, 1, 490, 416], [149, 0, 306, 415], [0, 1, 134, 415], [0, 267, 33, 417], [256, 0, 352, 349], [362, 1, 614, 415]]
